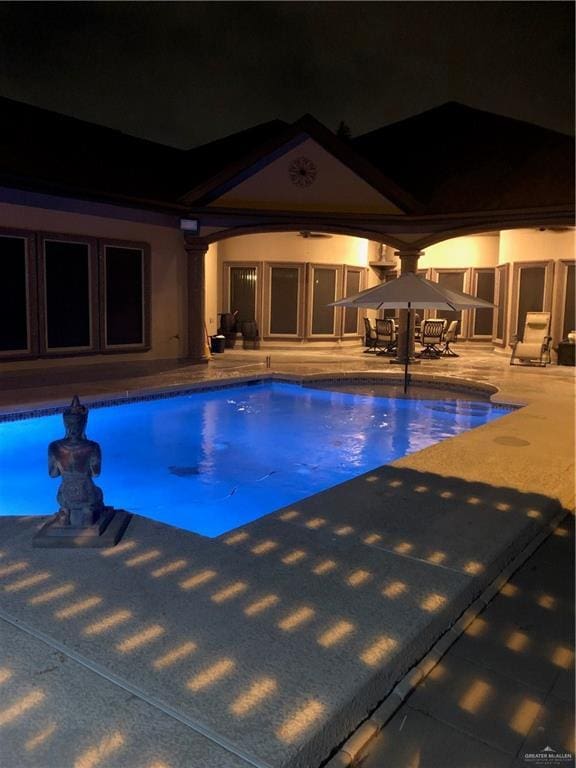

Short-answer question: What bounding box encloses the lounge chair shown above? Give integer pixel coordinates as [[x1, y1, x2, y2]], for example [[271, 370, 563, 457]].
[[510, 312, 552, 367], [441, 320, 459, 357], [375, 318, 397, 355], [363, 317, 378, 353], [417, 319, 447, 358]]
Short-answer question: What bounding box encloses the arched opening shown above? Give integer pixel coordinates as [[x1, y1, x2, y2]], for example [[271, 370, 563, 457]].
[[203, 224, 575, 356], [204, 230, 395, 348]]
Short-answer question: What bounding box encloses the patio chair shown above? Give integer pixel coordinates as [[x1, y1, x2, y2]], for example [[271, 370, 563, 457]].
[[510, 312, 552, 367], [363, 317, 378, 353], [441, 320, 459, 357], [241, 321, 260, 350], [417, 319, 447, 358], [413, 313, 422, 342], [375, 318, 397, 355]]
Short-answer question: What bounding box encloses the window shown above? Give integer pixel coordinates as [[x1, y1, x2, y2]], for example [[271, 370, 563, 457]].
[[310, 267, 337, 335], [494, 264, 509, 345], [41, 238, 95, 351], [551, 259, 575, 343], [101, 243, 149, 348], [0, 227, 150, 359], [225, 260, 361, 341], [471, 269, 495, 337], [517, 267, 545, 337], [433, 270, 467, 330], [0, 232, 35, 356], [270, 267, 300, 335], [512, 261, 553, 339], [381, 271, 399, 320], [230, 266, 257, 322], [343, 269, 361, 334], [562, 264, 575, 339]]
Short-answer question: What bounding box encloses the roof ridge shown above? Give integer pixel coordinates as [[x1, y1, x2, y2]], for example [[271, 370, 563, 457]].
[[354, 102, 574, 142]]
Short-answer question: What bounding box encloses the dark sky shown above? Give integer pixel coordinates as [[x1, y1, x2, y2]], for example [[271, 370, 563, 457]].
[[0, 2, 573, 149]]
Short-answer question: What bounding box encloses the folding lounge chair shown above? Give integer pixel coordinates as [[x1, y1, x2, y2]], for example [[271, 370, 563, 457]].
[[441, 320, 459, 357], [363, 317, 378, 353], [510, 312, 552, 367], [417, 319, 446, 358]]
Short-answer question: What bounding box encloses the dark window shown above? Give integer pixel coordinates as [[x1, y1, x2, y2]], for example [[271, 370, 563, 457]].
[[312, 268, 336, 334], [44, 240, 91, 349], [382, 274, 399, 320], [563, 264, 575, 339], [0, 236, 28, 352], [517, 267, 545, 337], [496, 266, 508, 341], [436, 272, 464, 326], [230, 267, 257, 322], [344, 271, 361, 334], [105, 246, 144, 346], [270, 267, 299, 334], [473, 270, 495, 336]]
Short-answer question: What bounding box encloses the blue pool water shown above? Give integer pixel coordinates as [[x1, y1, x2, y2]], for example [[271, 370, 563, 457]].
[[0, 382, 510, 537]]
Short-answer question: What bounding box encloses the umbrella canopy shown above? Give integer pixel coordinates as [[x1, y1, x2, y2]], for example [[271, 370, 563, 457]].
[[331, 272, 496, 393], [332, 272, 495, 311]]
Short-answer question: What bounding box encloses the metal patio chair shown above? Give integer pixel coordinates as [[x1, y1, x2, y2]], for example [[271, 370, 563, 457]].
[[375, 318, 397, 355], [441, 320, 459, 357], [417, 319, 447, 358], [363, 317, 378, 353]]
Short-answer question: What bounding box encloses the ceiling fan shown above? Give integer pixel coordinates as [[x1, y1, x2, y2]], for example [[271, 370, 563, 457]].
[[298, 231, 333, 239]]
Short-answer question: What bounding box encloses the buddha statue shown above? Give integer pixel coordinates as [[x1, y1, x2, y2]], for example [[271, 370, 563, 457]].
[[48, 395, 104, 528]]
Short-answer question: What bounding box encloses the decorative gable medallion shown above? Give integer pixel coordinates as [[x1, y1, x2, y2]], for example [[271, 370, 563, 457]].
[[288, 156, 318, 188]]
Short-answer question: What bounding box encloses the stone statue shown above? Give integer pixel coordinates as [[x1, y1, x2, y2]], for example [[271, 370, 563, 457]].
[[48, 395, 104, 528]]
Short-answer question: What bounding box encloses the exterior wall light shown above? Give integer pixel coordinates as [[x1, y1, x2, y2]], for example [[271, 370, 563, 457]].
[[180, 218, 199, 233]]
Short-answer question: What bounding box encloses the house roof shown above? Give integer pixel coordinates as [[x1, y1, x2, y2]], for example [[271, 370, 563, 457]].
[[0, 96, 188, 205], [352, 102, 575, 213], [0, 96, 572, 216], [183, 119, 290, 189]]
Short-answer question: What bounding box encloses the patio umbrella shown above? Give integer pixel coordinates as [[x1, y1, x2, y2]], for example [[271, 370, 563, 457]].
[[331, 272, 495, 393]]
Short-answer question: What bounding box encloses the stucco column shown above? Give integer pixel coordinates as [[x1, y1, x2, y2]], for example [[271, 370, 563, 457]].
[[184, 236, 210, 364], [394, 249, 424, 363]]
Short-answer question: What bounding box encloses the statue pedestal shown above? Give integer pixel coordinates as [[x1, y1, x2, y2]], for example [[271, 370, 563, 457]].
[[33, 507, 131, 549]]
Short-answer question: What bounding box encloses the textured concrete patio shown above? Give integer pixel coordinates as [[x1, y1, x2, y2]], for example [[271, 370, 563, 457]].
[[0, 345, 574, 767], [357, 514, 574, 768]]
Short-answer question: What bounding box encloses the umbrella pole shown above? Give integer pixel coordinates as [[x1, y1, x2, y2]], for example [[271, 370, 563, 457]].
[[404, 302, 411, 394]]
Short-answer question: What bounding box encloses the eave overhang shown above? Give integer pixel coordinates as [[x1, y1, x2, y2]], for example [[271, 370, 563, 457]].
[[184, 203, 575, 250]]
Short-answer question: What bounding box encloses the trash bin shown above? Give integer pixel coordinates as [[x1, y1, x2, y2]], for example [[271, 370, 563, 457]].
[[210, 335, 226, 354], [557, 341, 576, 366]]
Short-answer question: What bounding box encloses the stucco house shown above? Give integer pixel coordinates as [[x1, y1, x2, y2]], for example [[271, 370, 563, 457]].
[[0, 97, 573, 371]]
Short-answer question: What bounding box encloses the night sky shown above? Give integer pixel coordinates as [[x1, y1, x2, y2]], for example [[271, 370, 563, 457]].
[[0, 2, 573, 149]]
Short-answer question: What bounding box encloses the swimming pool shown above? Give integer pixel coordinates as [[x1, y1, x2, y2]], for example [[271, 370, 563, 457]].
[[0, 381, 510, 537]]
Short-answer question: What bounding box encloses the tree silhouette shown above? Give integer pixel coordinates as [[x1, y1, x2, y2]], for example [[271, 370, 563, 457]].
[[336, 121, 352, 140]]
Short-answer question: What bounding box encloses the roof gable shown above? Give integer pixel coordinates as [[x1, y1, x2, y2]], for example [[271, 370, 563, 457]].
[[180, 114, 418, 214]]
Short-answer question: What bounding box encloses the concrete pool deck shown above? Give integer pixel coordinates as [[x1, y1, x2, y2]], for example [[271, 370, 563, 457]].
[[0, 346, 574, 768]]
